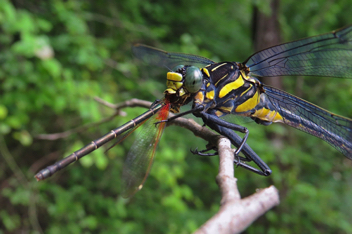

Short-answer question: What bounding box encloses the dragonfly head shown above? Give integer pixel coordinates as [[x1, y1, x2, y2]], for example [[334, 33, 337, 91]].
[[164, 65, 203, 113]]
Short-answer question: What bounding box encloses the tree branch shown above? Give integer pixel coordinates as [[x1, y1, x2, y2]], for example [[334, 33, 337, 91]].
[[194, 138, 279, 234], [34, 98, 280, 232]]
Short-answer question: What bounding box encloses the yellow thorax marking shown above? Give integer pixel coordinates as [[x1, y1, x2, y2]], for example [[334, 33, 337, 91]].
[[202, 68, 210, 77], [235, 90, 260, 112], [211, 63, 227, 72], [195, 92, 204, 103], [239, 85, 252, 97], [240, 70, 251, 81], [219, 105, 233, 113], [215, 110, 223, 117], [215, 73, 228, 86], [206, 90, 214, 100], [219, 76, 245, 98]]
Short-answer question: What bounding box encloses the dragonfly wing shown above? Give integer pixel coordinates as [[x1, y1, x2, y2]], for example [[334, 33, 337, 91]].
[[263, 85, 352, 158], [244, 25, 352, 78], [132, 44, 215, 69], [122, 104, 170, 198]]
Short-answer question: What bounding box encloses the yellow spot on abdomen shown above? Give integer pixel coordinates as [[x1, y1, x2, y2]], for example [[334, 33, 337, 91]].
[[252, 107, 283, 122]]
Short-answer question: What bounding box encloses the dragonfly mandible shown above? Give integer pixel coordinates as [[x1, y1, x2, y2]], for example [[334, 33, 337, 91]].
[[35, 25, 352, 197]]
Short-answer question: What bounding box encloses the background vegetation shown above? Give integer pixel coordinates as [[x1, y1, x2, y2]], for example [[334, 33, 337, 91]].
[[1, 0, 352, 233]]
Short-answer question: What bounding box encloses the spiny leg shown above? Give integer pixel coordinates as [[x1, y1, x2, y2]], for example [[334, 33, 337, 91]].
[[204, 119, 272, 176]]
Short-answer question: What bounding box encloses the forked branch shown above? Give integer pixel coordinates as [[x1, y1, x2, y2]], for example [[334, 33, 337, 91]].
[[193, 138, 279, 234], [35, 98, 280, 232]]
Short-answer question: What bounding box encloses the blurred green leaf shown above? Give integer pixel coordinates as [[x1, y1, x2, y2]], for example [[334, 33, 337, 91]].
[[0, 210, 20, 231], [12, 130, 33, 146], [0, 105, 8, 119]]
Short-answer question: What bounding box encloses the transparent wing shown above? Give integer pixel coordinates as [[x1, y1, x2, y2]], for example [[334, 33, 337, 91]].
[[122, 104, 170, 197], [245, 25, 352, 78], [263, 85, 352, 158], [132, 44, 215, 69]]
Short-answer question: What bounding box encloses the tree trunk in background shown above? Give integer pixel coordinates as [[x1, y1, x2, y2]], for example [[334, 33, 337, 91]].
[[252, 0, 285, 154], [252, 0, 282, 90]]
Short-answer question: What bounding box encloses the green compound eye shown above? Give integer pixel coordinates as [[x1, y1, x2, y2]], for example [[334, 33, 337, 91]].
[[172, 65, 185, 72], [184, 66, 203, 93]]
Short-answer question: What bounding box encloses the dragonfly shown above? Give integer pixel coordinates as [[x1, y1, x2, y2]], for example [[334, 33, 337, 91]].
[[35, 25, 352, 197]]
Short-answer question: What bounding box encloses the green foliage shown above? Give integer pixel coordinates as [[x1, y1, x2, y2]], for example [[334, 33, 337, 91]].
[[1, 0, 352, 233]]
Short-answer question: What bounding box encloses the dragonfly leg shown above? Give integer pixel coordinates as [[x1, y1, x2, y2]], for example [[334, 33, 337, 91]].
[[150, 99, 162, 108], [205, 119, 272, 176], [197, 111, 250, 156], [191, 146, 253, 164], [191, 146, 218, 156]]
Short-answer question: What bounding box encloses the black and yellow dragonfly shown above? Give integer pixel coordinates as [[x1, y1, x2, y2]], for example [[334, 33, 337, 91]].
[[35, 25, 352, 197]]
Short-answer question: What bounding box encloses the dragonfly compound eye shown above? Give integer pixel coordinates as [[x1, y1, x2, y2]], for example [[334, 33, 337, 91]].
[[184, 66, 203, 93], [172, 65, 185, 72]]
